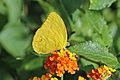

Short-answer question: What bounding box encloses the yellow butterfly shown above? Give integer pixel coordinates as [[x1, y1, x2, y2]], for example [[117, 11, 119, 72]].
[[32, 12, 67, 54]]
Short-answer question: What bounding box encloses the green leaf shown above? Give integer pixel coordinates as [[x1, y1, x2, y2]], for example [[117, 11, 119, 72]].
[[69, 33, 85, 43], [37, 0, 55, 13], [81, 65, 95, 73], [89, 0, 116, 10], [117, 0, 120, 18], [117, 37, 120, 52], [21, 57, 45, 71], [3, 0, 22, 23], [102, 8, 114, 22], [0, 69, 14, 80], [117, 0, 120, 8], [0, 22, 31, 58], [80, 58, 98, 68], [68, 41, 119, 68], [71, 9, 82, 33], [108, 22, 117, 37], [81, 11, 112, 47], [0, 0, 7, 14], [71, 10, 113, 47], [61, 0, 82, 13]]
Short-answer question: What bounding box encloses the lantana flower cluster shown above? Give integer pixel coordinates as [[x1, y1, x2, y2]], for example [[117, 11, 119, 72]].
[[87, 65, 116, 80], [30, 49, 116, 80], [44, 49, 79, 77]]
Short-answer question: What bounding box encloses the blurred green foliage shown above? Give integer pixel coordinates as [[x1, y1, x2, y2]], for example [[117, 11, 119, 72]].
[[0, 0, 120, 80]]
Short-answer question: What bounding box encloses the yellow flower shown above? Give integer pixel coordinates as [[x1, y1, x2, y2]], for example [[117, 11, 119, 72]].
[[109, 67, 116, 72], [31, 73, 53, 80], [32, 77, 40, 80], [104, 65, 109, 70], [78, 76, 86, 80], [51, 77, 58, 80], [67, 50, 76, 60]]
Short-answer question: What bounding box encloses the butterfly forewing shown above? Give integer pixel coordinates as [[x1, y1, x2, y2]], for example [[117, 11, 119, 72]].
[[32, 12, 67, 54]]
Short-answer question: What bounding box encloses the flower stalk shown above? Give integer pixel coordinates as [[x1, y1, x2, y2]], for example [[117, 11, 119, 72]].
[[61, 75, 63, 80]]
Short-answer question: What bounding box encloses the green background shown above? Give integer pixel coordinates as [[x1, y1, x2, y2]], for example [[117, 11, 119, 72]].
[[0, 0, 120, 80]]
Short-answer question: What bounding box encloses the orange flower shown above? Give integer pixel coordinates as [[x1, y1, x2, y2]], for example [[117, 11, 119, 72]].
[[44, 49, 79, 77], [87, 65, 116, 80], [31, 73, 58, 80]]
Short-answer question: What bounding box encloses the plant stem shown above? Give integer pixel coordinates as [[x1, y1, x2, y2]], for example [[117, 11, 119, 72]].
[[61, 75, 63, 80]]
